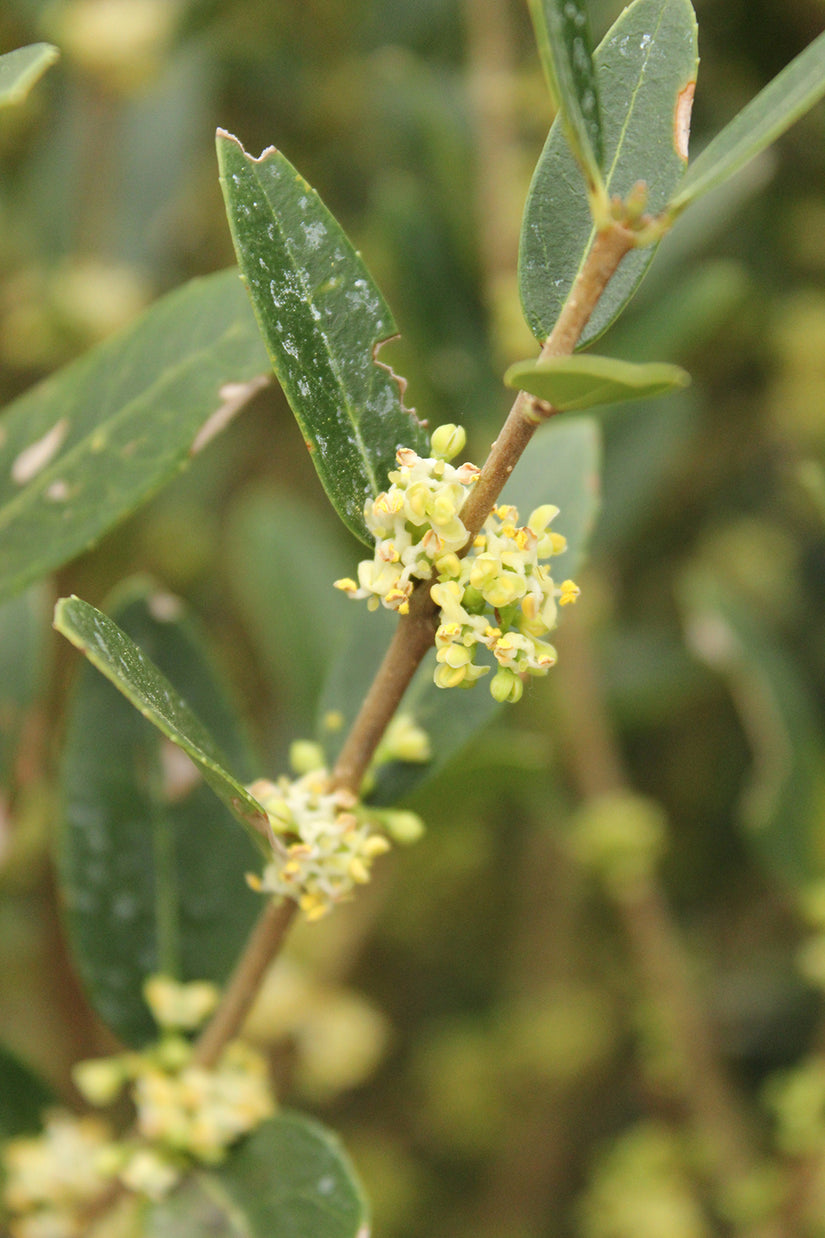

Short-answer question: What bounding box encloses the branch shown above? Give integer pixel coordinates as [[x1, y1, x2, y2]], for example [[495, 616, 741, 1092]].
[[331, 222, 634, 795]]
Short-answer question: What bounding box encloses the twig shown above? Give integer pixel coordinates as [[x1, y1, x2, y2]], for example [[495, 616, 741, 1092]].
[[192, 898, 297, 1068], [332, 221, 634, 796]]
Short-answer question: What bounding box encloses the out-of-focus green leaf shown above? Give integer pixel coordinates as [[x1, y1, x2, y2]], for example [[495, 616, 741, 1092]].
[[0, 583, 51, 791], [520, 0, 698, 346], [504, 354, 689, 411], [54, 594, 268, 842], [671, 28, 825, 214], [0, 44, 58, 108], [604, 260, 751, 363], [0, 270, 270, 606], [591, 389, 697, 553], [0, 1044, 54, 1138], [56, 581, 264, 1047], [145, 1113, 369, 1238], [216, 130, 428, 546], [225, 488, 356, 739], [322, 419, 601, 801], [681, 574, 824, 890], [527, 0, 604, 189]]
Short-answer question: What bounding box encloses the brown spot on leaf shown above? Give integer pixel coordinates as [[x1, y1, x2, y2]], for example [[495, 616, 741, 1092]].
[[674, 81, 695, 162], [190, 375, 270, 455], [11, 418, 69, 484]]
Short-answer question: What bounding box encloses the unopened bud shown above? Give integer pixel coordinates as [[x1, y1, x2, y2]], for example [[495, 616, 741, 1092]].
[[490, 668, 523, 703], [289, 740, 326, 775], [430, 423, 466, 461]]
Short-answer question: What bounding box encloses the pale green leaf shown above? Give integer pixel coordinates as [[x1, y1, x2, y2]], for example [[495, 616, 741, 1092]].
[[217, 130, 428, 546], [504, 354, 690, 411], [672, 28, 825, 213], [0, 44, 58, 108], [0, 270, 271, 605]]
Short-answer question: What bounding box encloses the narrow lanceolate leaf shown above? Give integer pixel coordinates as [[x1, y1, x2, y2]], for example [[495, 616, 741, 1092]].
[[217, 130, 428, 546], [145, 1113, 369, 1238], [504, 354, 690, 411], [671, 28, 825, 214], [0, 270, 271, 606], [58, 581, 262, 1047], [0, 44, 59, 107], [520, 0, 699, 346], [54, 596, 269, 848], [527, 0, 604, 189]]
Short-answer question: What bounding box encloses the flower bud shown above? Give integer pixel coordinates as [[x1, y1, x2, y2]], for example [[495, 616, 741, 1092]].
[[430, 423, 466, 461], [490, 668, 523, 703], [289, 740, 325, 775], [381, 810, 426, 844], [73, 1057, 126, 1107]]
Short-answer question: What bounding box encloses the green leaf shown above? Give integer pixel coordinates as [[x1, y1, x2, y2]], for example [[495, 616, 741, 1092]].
[[54, 593, 268, 843], [504, 354, 690, 411], [527, 0, 604, 188], [681, 574, 824, 890], [322, 419, 601, 802], [56, 582, 264, 1047], [671, 28, 825, 214], [225, 488, 356, 738], [0, 583, 51, 791], [216, 130, 428, 546], [145, 1113, 369, 1238], [0, 270, 270, 606], [0, 1043, 54, 1139], [0, 44, 58, 108], [520, 0, 698, 346]]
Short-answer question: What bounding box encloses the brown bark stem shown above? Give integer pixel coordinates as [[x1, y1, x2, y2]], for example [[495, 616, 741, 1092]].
[[192, 898, 297, 1068], [192, 223, 635, 1074]]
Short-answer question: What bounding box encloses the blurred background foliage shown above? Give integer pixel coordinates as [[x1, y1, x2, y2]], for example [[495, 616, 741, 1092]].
[[2, 0, 825, 1235]]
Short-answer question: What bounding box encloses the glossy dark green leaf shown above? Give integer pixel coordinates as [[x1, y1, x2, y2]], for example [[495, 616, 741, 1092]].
[[0, 270, 270, 606], [505, 354, 689, 411], [0, 1044, 54, 1139], [145, 1113, 369, 1238], [520, 0, 698, 346], [671, 28, 825, 214], [0, 583, 51, 791], [322, 419, 601, 801], [681, 575, 823, 889], [0, 43, 58, 107], [527, 0, 604, 187], [216, 130, 428, 546], [56, 581, 264, 1047]]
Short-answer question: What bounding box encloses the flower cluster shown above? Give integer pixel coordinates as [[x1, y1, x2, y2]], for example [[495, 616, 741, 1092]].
[[1, 977, 276, 1234], [431, 501, 579, 703], [334, 424, 580, 703], [334, 423, 479, 615], [2, 1111, 113, 1238], [247, 729, 427, 922]]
